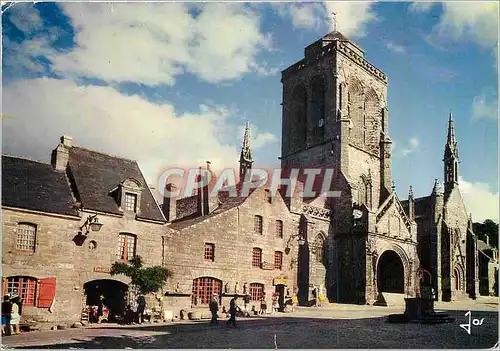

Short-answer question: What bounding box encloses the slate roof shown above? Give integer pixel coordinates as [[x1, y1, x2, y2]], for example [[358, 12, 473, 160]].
[[478, 239, 495, 252], [2, 155, 79, 216], [169, 185, 257, 231], [67, 147, 165, 222], [322, 31, 351, 42], [401, 196, 432, 219]]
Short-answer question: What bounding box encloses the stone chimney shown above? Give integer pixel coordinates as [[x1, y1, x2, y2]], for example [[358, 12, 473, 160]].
[[163, 183, 178, 222], [51, 135, 73, 172], [196, 167, 210, 217]]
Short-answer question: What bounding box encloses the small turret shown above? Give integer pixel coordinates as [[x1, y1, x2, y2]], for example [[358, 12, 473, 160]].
[[431, 179, 444, 222], [431, 179, 443, 197]]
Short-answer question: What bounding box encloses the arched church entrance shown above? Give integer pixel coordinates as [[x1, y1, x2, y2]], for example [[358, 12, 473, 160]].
[[83, 279, 129, 322], [377, 250, 405, 293]]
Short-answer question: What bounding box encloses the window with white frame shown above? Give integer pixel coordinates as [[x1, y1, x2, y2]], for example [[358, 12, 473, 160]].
[[16, 223, 37, 252], [124, 193, 137, 212]]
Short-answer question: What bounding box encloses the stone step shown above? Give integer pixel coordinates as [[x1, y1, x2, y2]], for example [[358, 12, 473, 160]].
[[374, 293, 405, 307]]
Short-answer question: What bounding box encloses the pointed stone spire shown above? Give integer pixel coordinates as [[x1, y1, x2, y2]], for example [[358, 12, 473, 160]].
[[240, 121, 253, 162], [445, 112, 458, 156], [444, 112, 459, 193], [448, 112, 455, 142], [239, 121, 254, 182], [408, 185, 414, 200]]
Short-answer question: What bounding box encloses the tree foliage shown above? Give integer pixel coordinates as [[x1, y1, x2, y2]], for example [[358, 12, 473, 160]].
[[473, 219, 499, 249], [110, 255, 172, 295]]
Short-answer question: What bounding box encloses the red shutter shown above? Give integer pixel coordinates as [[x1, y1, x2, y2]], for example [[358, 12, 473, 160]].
[[37, 277, 56, 308], [1, 278, 6, 296]]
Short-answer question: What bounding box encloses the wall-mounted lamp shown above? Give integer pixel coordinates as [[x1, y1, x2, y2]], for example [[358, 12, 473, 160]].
[[285, 216, 309, 254], [80, 214, 103, 235]]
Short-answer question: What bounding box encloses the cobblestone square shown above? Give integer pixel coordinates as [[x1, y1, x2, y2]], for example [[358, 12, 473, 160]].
[[3, 301, 498, 349]]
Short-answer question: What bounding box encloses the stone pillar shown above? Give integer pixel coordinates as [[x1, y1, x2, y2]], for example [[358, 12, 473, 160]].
[[365, 250, 376, 304], [338, 81, 350, 175]]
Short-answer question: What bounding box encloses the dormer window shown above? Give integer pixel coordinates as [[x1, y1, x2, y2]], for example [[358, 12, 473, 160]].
[[117, 178, 143, 215], [124, 193, 137, 212]]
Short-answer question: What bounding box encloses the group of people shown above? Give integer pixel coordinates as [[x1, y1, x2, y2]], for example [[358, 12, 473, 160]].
[[87, 295, 107, 324], [2, 294, 22, 336], [123, 295, 148, 324], [209, 294, 239, 328], [207, 290, 301, 328]]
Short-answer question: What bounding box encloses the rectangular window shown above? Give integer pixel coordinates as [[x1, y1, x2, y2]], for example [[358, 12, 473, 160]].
[[7, 277, 37, 306], [276, 220, 283, 238], [252, 248, 262, 268], [192, 277, 222, 305], [265, 189, 272, 204], [249, 283, 264, 301], [16, 223, 37, 252], [274, 251, 283, 270], [124, 193, 137, 212], [254, 215, 263, 234], [204, 243, 215, 261], [117, 233, 136, 261]]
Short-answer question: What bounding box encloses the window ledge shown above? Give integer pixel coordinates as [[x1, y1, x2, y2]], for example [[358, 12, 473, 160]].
[[13, 250, 36, 255]]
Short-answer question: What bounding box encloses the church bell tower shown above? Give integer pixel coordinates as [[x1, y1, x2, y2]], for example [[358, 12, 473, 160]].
[[280, 30, 391, 206]]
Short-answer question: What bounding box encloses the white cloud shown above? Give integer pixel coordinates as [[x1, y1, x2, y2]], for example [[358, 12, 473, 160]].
[[436, 2, 498, 48], [2, 37, 51, 75], [401, 137, 420, 156], [324, 2, 378, 38], [385, 40, 406, 54], [409, 138, 419, 147], [408, 2, 435, 13], [236, 123, 278, 150], [472, 88, 498, 120], [459, 177, 499, 222], [11, 3, 273, 86], [7, 3, 43, 34], [289, 4, 322, 29], [413, 2, 499, 50], [2, 78, 251, 185], [273, 2, 377, 38]]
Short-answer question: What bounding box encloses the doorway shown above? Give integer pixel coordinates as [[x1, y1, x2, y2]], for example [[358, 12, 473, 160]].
[[275, 284, 285, 312], [83, 279, 129, 322], [377, 250, 405, 293]]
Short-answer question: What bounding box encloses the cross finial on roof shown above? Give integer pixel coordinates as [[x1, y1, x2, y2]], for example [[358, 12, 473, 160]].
[[331, 12, 337, 32]]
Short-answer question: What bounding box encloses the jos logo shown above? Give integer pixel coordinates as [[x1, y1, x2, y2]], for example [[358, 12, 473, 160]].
[[459, 311, 485, 335]]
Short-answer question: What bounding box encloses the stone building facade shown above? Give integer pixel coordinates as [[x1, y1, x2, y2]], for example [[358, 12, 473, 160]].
[[2, 136, 166, 327], [158, 31, 480, 311], [478, 238, 498, 296], [279, 31, 418, 305], [160, 123, 331, 314], [401, 115, 480, 301]]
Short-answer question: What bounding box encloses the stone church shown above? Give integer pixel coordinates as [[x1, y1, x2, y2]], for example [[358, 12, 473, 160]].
[[278, 30, 478, 304], [278, 31, 418, 305], [161, 30, 479, 309]]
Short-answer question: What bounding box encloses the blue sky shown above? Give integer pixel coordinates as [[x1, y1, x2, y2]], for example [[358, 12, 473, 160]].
[[2, 1, 498, 221]]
